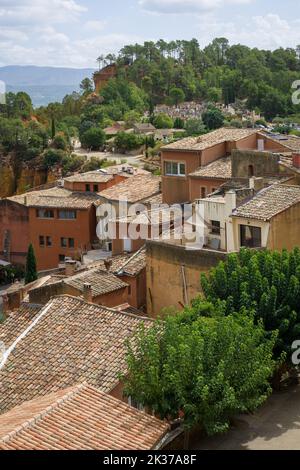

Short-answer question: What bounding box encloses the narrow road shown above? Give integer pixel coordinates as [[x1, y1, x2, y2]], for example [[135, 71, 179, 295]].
[[192, 385, 300, 450]]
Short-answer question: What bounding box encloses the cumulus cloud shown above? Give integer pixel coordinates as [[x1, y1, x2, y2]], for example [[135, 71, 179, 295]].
[[197, 13, 300, 49], [139, 0, 252, 14]]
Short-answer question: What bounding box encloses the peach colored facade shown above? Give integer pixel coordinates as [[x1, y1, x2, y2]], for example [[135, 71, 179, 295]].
[[189, 176, 226, 201], [64, 174, 127, 193], [0, 200, 30, 265], [161, 132, 289, 204], [29, 205, 97, 271]]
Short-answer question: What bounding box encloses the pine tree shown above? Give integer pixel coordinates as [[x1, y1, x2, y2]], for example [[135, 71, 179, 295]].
[[25, 244, 38, 285]]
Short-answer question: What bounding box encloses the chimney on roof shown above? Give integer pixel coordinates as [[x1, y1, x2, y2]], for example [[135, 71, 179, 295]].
[[293, 153, 300, 169], [249, 177, 264, 192], [83, 282, 93, 303], [65, 260, 77, 277], [104, 259, 112, 271]]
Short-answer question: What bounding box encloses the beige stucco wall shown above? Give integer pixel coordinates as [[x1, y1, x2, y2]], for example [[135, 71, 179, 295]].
[[267, 203, 300, 251], [146, 241, 227, 317]]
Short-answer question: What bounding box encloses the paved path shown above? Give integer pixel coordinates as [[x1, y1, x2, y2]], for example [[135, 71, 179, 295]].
[[192, 385, 300, 450], [73, 149, 144, 167]]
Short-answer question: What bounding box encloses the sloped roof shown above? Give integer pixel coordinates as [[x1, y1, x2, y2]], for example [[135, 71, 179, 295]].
[[0, 304, 42, 350], [97, 175, 161, 204], [63, 268, 128, 297], [162, 128, 257, 152], [0, 295, 151, 414], [0, 383, 169, 450], [232, 184, 300, 221], [189, 157, 232, 180], [8, 187, 100, 209]]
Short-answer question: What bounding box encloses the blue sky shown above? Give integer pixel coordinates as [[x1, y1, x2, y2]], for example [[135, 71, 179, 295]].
[[0, 0, 299, 68]]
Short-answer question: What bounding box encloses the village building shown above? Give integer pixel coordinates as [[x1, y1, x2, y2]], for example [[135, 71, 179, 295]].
[[2, 187, 99, 271], [0, 166, 150, 270], [0, 295, 152, 415], [0, 383, 170, 450], [160, 128, 300, 205], [231, 184, 300, 252], [146, 128, 300, 316]]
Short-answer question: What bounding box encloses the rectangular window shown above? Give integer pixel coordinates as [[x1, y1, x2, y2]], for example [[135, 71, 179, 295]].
[[85, 184, 90, 192], [211, 220, 221, 235], [59, 254, 65, 262], [201, 187, 206, 199], [240, 225, 262, 248], [46, 236, 52, 247], [68, 238, 75, 248], [39, 236, 45, 246], [36, 209, 54, 219], [165, 161, 186, 177], [61, 237, 68, 248], [58, 210, 77, 220], [93, 184, 99, 192]]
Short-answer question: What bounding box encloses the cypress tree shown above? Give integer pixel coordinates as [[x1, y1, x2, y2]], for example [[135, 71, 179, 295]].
[[25, 244, 38, 285]]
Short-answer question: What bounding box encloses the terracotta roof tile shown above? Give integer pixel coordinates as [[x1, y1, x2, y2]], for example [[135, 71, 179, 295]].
[[0, 304, 42, 349], [64, 268, 128, 297], [0, 383, 169, 450], [0, 296, 152, 414], [232, 184, 300, 220], [97, 175, 161, 204], [162, 128, 257, 151], [8, 187, 100, 209], [189, 157, 232, 179]]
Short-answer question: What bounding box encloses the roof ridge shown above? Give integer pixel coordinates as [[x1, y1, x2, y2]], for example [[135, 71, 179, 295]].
[[114, 245, 146, 275], [49, 294, 153, 322]]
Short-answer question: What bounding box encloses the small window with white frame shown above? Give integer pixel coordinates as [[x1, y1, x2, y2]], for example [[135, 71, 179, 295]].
[[165, 161, 186, 177]]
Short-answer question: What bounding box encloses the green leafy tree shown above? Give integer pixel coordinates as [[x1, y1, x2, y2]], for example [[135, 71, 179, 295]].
[[124, 311, 276, 435], [80, 127, 106, 149], [25, 244, 38, 285], [169, 87, 185, 106], [153, 113, 174, 129], [80, 77, 94, 95], [200, 248, 300, 362], [115, 132, 143, 152], [185, 118, 206, 136], [202, 107, 225, 130]]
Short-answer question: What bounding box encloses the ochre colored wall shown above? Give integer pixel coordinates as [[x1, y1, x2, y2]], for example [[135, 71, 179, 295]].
[[0, 200, 30, 265], [29, 206, 97, 271], [146, 241, 227, 317], [189, 176, 227, 201], [201, 142, 226, 165], [268, 203, 300, 251], [119, 270, 146, 310], [161, 150, 201, 204], [94, 287, 129, 308]]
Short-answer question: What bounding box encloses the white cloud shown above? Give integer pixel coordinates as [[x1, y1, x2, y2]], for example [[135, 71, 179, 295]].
[[197, 13, 300, 49], [139, 0, 252, 14]]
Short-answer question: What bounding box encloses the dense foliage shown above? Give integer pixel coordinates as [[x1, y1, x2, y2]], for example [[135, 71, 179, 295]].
[[110, 38, 300, 119], [124, 309, 276, 434], [200, 248, 300, 361]]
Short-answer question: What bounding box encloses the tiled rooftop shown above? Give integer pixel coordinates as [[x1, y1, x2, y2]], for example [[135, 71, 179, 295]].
[[0, 295, 152, 414], [8, 187, 100, 209], [110, 247, 146, 276], [162, 128, 257, 151], [232, 184, 300, 220], [189, 157, 232, 179], [64, 171, 114, 183], [64, 165, 149, 183], [0, 304, 42, 349], [0, 383, 169, 450], [97, 175, 161, 204], [64, 267, 128, 297]]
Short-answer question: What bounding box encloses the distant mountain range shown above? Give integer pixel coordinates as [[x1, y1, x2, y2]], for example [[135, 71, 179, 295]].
[[0, 66, 96, 107]]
